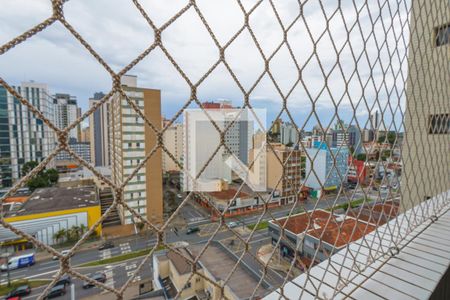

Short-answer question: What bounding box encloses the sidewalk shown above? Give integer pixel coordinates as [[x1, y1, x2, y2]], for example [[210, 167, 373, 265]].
[[256, 244, 302, 277], [35, 239, 105, 262]]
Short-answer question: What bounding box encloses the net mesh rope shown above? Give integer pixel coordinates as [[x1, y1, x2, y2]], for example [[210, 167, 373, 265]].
[[0, 0, 449, 299]]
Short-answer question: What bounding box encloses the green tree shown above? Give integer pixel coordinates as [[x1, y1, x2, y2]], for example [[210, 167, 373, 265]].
[[356, 153, 366, 161], [46, 168, 59, 184], [26, 176, 49, 190], [54, 229, 67, 244], [21, 161, 39, 177], [377, 131, 397, 145]]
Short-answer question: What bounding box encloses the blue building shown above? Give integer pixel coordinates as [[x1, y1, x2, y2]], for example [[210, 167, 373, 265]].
[[305, 142, 349, 190]]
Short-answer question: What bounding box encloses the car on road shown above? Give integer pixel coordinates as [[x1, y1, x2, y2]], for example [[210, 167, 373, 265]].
[[83, 273, 107, 289], [177, 193, 183, 198], [1, 253, 35, 271], [98, 241, 114, 250], [227, 221, 239, 228], [186, 227, 200, 235], [5, 284, 31, 299], [44, 284, 66, 299], [55, 275, 71, 287], [52, 249, 70, 260]]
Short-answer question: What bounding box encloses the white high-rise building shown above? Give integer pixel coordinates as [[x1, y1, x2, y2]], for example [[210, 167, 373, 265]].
[[0, 81, 55, 186], [53, 93, 79, 142], [280, 122, 299, 146]]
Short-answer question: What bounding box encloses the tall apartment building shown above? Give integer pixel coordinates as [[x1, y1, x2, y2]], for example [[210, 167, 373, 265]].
[[162, 121, 183, 172], [305, 142, 349, 191], [89, 92, 110, 166], [331, 125, 362, 154], [265, 144, 307, 204], [280, 122, 299, 146], [0, 82, 55, 187], [403, 0, 450, 210], [53, 93, 79, 142], [80, 126, 90, 143], [110, 75, 163, 224]]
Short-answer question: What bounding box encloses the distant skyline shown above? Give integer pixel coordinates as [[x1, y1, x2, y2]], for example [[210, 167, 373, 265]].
[[0, 0, 408, 132]]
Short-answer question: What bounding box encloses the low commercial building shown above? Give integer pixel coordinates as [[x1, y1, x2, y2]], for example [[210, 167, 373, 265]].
[[347, 157, 368, 184], [1, 186, 101, 250], [194, 185, 281, 220], [153, 242, 269, 299], [268, 209, 376, 269]]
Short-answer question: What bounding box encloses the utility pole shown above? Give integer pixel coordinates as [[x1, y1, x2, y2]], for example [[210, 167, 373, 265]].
[[70, 283, 75, 300]]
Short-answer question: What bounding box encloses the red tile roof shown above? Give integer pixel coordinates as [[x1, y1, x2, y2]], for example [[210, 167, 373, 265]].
[[207, 189, 250, 201]]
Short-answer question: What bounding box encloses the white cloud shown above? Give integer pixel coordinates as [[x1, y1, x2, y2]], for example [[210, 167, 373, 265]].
[[0, 0, 409, 130]]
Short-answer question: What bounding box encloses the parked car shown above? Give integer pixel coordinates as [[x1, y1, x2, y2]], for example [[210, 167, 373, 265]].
[[1, 253, 35, 271], [44, 284, 66, 299], [5, 285, 31, 299], [55, 275, 71, 287], [227, 221, 239, 228], [52, 250, 70, 260], [186, 227, 200, 235], [98, 241, 114, 251], [83, 273, 107, 289], [177, 193, 183, 198]]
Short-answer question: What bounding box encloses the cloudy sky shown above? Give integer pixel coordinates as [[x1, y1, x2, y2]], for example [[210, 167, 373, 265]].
[[0, 0, 409, 131]]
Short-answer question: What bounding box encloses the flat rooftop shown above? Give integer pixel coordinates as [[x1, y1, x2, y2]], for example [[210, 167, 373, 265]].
[[6, 186, 98, 217], [189, 243, 267, 299]]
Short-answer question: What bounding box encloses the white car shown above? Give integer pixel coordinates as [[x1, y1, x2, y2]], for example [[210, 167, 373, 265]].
[[227, 221, 239, 228], [53, 250, 70, 260]]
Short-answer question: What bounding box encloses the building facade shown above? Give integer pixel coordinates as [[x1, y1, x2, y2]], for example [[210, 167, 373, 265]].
[[265, 144, 308, 204], [162, 122, 183, 172], [0, 82, 55, 188], [305, 142, 349, 190], [403, 0, 450, 210], [110, 75, 163, 224], [55, 142, 91, 163], [280, 122, 299, 146], [53, 93, 79, 142], [89, 92, 110, 166]]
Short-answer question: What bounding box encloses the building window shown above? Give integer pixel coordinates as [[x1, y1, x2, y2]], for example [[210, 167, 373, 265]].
[[435, 24, 450, 47], [428, 113, 449, 134]]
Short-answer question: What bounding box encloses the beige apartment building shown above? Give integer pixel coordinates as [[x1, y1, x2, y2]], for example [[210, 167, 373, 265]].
[[265, 144, 308, 204], [110, 75, 163, 224], [162, 121, 183, 172], [403, 0, 450, 210]]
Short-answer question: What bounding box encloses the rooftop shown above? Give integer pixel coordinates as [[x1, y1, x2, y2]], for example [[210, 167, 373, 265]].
[[166, 248, 197, 275], [347, 200, 400, 226], [272, 209, 377, 248], [274, 209, 333, 234], [189, 243, 268, 299], [5, 186, 98, 217], [207, 188, 251, 201]]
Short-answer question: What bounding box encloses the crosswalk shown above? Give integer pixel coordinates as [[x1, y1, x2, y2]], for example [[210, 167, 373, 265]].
[[125, 262, 141, 283], [120, 243, 131, 254], [100, 249, 112, 259]]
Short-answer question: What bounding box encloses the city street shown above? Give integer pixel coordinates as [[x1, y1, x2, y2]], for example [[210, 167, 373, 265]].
[[0, 192, 394, 299]]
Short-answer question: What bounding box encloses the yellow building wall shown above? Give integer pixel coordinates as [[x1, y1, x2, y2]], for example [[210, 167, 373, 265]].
[[5, 205, 102, 235]]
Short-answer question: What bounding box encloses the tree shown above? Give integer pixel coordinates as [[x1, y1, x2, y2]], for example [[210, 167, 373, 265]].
[[54, 229, 67, 244], [46, 168, 59, 184], [21, 161, 39, 177], [377, 131, 396, 145], [21, 160, 59, 190], [356, 153, 366, 161], [26, 176, 49, 190]]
